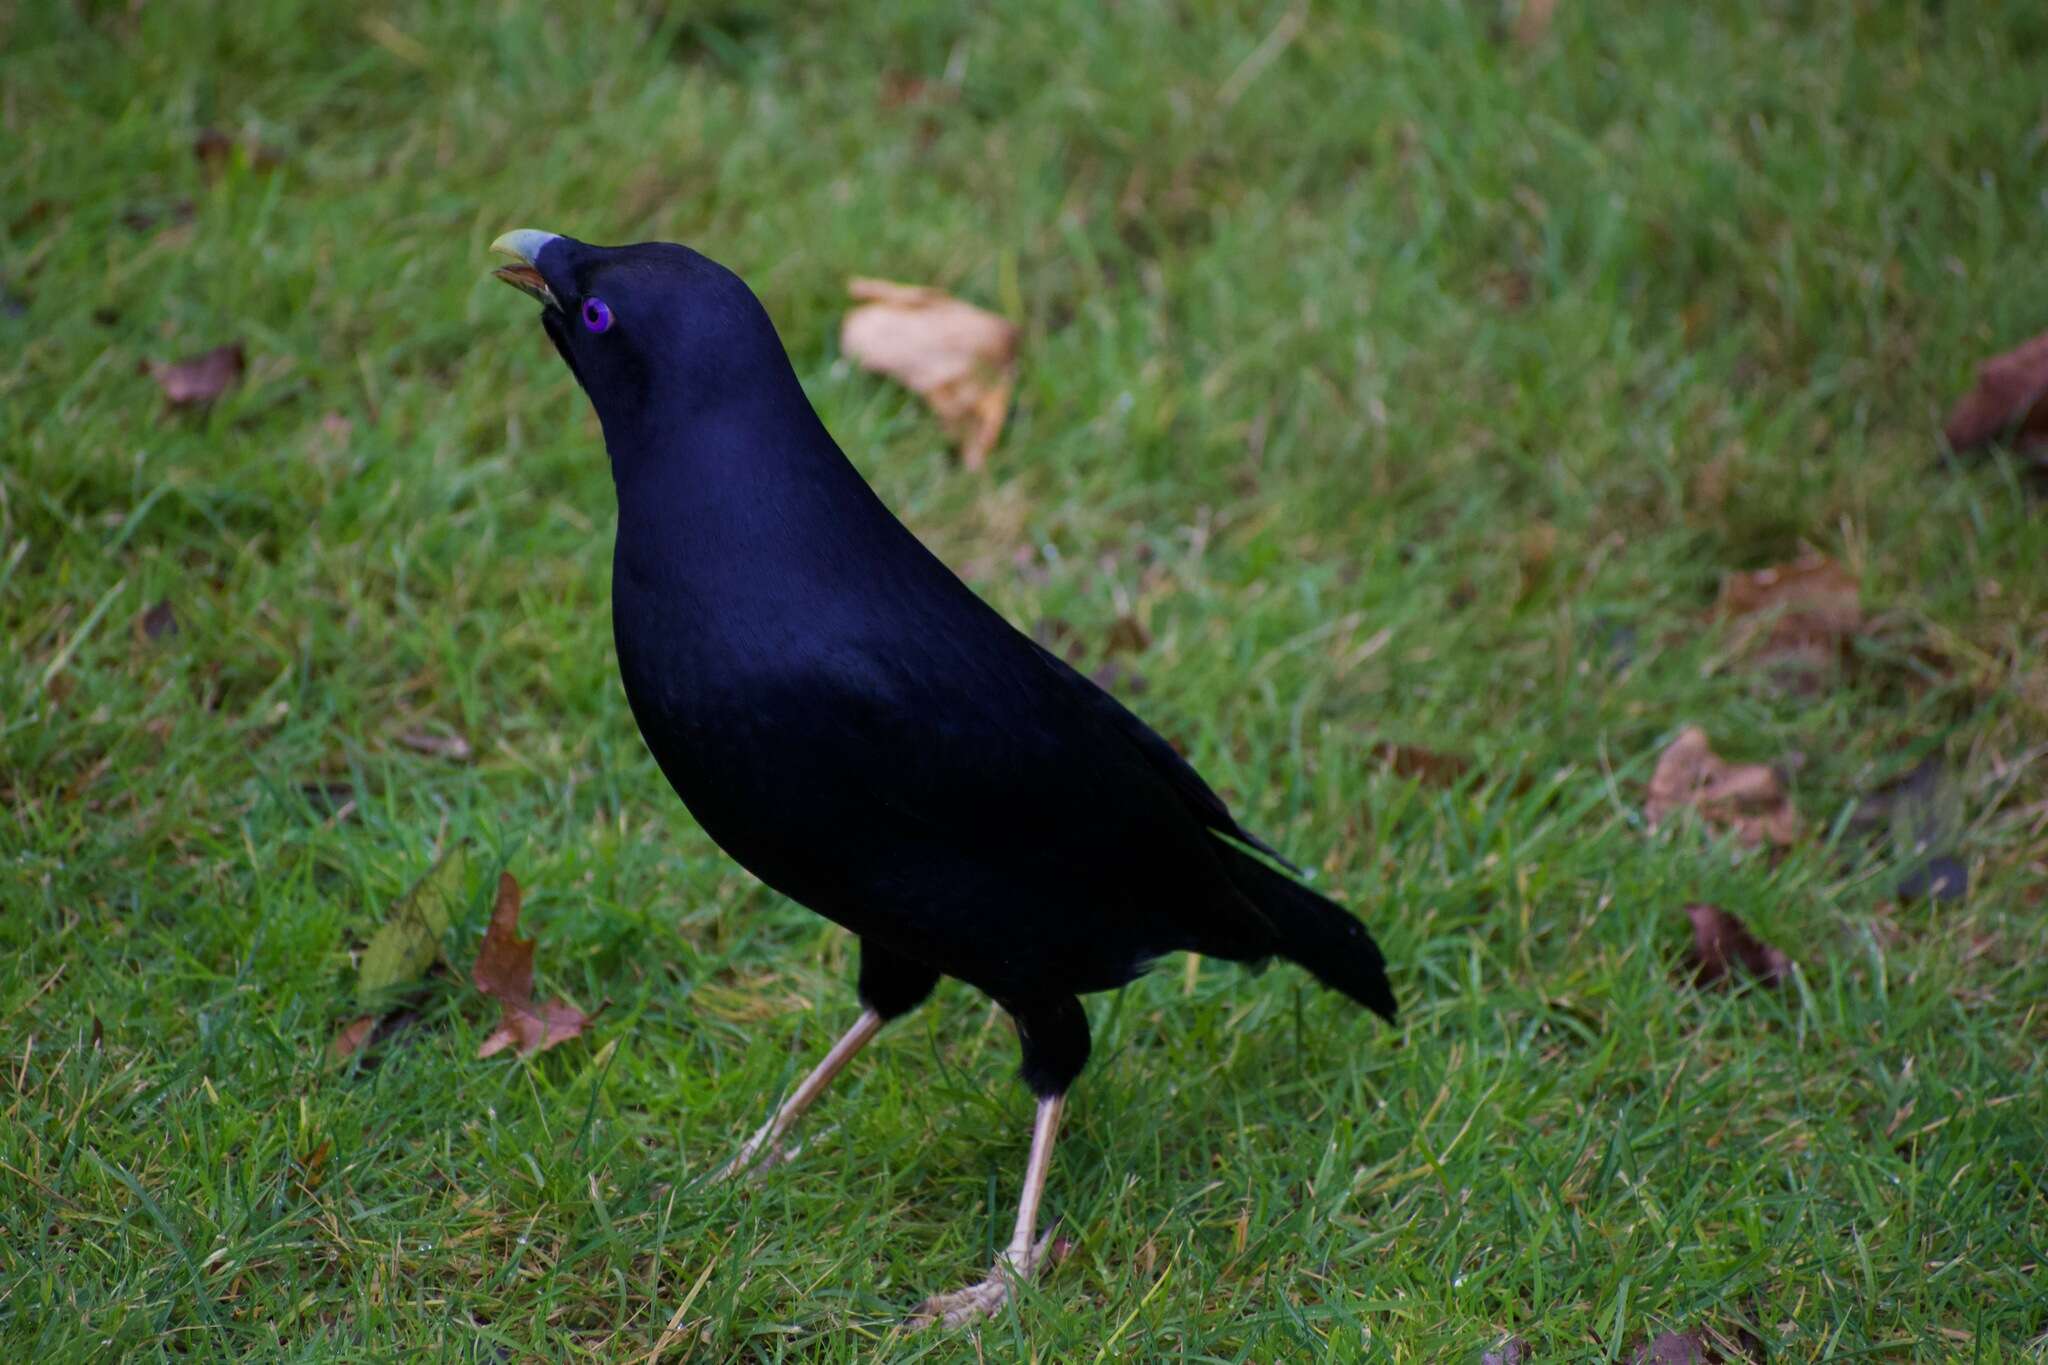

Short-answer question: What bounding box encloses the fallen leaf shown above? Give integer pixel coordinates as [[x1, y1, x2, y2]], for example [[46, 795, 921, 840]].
[[1943, 329, 2048, 455], [143, 344, 244, 406], [330, 1014, 376, 1062], [1628, 1325, 1767, 1364], [841, 278, 1017, 470], [471, 872, 593, 1059], [1684, 903, 1793, 989], [1512, 0, 1557, 46], [137, 599, 178, 641], [1517, 522, 1558, 601], [1714, 551, 1860, 678], [472, 871, 536, 1004], [1645, 726, 1800, 848], [398, 729, 474, 762], [1103, 614, 1151, 656], [1370, 741, 1472, 788], [478, 997, 593, 1059], [356, 843, 469, 1006], [1630, 1334, 1709, 1365], [194, 127, 284, 178], [1483, 1337, 1532, 1365], [329, 1008, 421, 1065], [298, 1138, 332, 1190]]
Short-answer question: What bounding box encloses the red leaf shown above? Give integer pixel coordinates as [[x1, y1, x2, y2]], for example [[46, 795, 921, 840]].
[[472, 873, 535, 1006], [1684, 903, 1793, 990], [470, 872, 593, 1060], [478, 998, 594, 1059], [144, 344, 244, 406], [1944, 330, 2048, 454]]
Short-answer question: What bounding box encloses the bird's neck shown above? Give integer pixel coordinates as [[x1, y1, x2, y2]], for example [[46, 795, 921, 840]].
[[605, 382, 907, 609]]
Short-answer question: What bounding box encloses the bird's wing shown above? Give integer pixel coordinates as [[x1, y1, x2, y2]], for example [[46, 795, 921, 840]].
[[1019, 639, 1297, 872], [721, 609, 1288, 971]]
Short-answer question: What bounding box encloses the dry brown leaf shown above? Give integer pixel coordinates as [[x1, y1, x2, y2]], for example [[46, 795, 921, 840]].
[[471, 872, 593, 1059], [1714, 551, 1860, 676], [478, 998, 594, 1059], [1103, 614, 1151, 656], [1512, 0, 1557, 46], [144, 344, 244, 406], [194, 127, 284, 178], [1370, 741, 1472, 788], [1684, 904, 1793, 989], [473, 872, 536, 1003], [1645, 726, 1800, 847], [330, 1014, 377, 1062], [842, 278, 1017, 470], [1943, 329, 2048, 455]]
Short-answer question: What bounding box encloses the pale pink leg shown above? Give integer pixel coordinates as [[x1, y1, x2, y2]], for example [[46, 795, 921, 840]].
[[909, 1094, 1064, 1328], [714, 1009, 882, 1181]]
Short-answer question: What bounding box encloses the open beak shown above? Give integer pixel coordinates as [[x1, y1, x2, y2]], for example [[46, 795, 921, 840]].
[[489, 229, 562, 308]]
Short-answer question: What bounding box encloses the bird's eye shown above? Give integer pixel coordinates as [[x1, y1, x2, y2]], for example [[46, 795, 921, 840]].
[[582, 297, 613, 334]]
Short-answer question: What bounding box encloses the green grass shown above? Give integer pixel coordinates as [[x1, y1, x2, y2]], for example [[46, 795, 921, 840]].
[[5, 0, 2048, 1358]]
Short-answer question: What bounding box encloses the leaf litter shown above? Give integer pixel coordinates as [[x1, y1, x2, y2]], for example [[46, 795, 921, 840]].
[[841, 278, 1018, 470], [1713, 550, 1860, 683], [1943, 328, 2048, 461], [334, 850, 596, 1062], [143, 344, 244, 406], [472, 872, 596, 1059], [1683, 904, 1793, 990], [1645, 726, 1800, 849]]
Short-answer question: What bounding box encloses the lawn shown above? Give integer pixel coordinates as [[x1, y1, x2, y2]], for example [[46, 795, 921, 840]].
[[5, 1, 2047, 1359]]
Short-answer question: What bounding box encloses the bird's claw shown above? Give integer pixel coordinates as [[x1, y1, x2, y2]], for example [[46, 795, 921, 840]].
[[711, 1138, 795, 1184], [711, 1122, 840, 1184], [906, 1232, 1052, 1329]]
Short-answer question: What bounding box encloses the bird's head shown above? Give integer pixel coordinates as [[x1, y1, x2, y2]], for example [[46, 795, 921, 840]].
[[489, 229, 798, 456]]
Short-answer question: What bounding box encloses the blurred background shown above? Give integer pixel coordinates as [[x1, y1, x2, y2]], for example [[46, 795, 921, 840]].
[[5, 2, 2046, 1358]]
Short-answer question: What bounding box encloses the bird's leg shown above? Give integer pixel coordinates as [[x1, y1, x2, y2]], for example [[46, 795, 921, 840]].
[[714, 1008, 882, 1181], [909, 1093, 1064, 1328]]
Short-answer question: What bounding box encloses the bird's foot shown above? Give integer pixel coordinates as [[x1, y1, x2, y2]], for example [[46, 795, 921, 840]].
[[906, 1233, 1051, 1329], [710, 1123, 838, 1184]]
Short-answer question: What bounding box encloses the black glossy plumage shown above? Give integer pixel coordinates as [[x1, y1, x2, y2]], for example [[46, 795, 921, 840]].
[[511, 236, 1394, 1098]]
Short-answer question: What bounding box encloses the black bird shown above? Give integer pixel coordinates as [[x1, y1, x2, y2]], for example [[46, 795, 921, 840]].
[[488, 230, 1396, 1325]]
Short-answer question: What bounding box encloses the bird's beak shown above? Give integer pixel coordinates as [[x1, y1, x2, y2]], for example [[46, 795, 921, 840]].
[[489, 229, 562, 308]]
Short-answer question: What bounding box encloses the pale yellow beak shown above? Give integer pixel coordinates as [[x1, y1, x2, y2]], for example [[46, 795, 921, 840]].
[[489, 229, 562, 307]]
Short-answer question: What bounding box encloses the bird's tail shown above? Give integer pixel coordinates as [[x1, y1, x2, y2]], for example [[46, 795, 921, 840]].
[[1222, 846, 1396, 1022]]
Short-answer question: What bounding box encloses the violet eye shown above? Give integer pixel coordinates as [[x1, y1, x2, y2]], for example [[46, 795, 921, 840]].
[[581, 297, 613, 333]]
